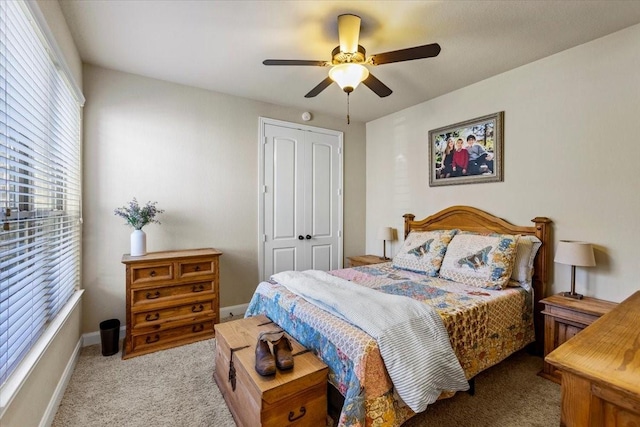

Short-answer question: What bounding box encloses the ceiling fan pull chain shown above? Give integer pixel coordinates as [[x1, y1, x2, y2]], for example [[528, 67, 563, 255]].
[[347, 92, 350, 125]]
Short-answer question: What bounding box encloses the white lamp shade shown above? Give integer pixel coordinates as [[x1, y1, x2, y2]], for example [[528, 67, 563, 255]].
[[377, 227, 394, 241], [328, 63, 369, 91], [554, 240, 596, 267]]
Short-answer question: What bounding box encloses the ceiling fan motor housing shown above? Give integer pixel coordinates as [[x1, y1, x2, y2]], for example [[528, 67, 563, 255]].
[[331, 45, 366, 65]]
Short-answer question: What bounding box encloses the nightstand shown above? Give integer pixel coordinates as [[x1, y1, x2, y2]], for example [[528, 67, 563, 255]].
[[539, 294, 617, 383], [346, 255, 389, 267]]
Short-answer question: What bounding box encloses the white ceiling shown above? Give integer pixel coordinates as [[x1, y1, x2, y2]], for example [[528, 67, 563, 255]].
[[59, 0, 640, 123]]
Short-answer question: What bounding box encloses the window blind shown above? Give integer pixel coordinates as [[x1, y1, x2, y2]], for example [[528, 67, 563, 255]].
[[0, 1, 82, 386]]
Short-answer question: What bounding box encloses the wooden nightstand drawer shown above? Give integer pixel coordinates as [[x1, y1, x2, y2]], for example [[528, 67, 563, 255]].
[[542, 304, 603, 326], [131, 281, 214, 306], [130, 263, 173, 285], [347, 255, 388, 267]]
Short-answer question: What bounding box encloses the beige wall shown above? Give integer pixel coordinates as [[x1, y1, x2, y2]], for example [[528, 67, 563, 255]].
[[1, 3, 83, 426], [366, 23, 640, 303], [82, 64, 366, 333]]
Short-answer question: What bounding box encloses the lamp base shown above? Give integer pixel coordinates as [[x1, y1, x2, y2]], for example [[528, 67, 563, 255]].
[[561, 291, 583, 300], [379, 256, 390, 261]]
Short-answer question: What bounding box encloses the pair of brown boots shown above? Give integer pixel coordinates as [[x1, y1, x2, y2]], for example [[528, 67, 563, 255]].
[[255, 330, 294, 376]]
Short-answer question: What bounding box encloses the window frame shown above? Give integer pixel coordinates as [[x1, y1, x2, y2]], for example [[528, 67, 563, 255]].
[[0, 0, 84, 415]]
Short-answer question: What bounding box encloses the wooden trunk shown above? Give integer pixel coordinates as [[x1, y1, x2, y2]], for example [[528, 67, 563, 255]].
[[214, 315, 328, 427]]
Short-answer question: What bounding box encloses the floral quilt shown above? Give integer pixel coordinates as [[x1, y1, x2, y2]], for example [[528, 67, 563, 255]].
[[245, 262, 534, 427]]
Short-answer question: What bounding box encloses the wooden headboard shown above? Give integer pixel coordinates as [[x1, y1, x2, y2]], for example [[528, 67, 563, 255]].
[[403, 205, 552, 354]]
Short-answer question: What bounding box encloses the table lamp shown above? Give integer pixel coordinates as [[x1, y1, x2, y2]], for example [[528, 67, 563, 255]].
[[554, 240, 596, 300], [377, 227, 394, 260]]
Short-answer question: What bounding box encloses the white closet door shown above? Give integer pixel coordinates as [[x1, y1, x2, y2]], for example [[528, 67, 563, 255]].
[[306, 131, 341, 272], [263, 124, 306, 278], [260, 119, 343, 281]]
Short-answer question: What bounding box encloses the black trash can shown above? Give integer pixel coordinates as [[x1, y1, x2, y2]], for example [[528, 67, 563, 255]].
[[99, 319, 120, 356]]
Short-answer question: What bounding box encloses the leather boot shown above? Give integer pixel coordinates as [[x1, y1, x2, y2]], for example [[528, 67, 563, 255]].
[[255, 337, 276, 376], [272, 336, 294, 371]]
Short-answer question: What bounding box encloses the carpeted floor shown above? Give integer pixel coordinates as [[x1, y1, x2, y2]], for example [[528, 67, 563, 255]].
[[52, 334, 561, 427]]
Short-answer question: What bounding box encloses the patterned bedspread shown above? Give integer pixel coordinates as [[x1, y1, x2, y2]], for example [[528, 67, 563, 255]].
[[245, 262, 534, 427]]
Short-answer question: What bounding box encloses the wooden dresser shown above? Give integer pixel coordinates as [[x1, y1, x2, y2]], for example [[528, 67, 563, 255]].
[[122, 248, 222, 359], [545, 291, 640, 427], [539, 294, 617, 383]]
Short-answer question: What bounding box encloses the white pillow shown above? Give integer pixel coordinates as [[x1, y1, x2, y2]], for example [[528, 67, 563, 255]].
[[439, 232, 520, 290], [392, 229, 458, 276], [509, 235, 542, 287]]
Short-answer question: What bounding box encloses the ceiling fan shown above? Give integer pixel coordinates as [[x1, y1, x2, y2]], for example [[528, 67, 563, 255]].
[[263, 14, 441, 100]]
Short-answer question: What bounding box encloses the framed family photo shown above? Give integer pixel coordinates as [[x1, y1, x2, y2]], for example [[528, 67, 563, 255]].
[[428, 111, 504, 187]]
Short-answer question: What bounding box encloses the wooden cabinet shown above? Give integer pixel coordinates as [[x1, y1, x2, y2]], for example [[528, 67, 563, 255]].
[[539, 294, 617, 383], [346, 254, 389, 267], [122, 248, 222, 359], [545, 291, 640, 427]]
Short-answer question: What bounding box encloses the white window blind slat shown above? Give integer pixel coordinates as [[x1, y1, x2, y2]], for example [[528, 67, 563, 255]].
[[0, 0, 81, 386]]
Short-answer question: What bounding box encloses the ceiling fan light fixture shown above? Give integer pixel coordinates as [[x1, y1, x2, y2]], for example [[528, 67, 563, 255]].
[[328, 63, 369, 93]]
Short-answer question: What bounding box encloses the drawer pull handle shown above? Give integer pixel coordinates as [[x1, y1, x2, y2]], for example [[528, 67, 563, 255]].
[[194, 265, 201, 272], [192, 284, 205, 293], [145, 313, 160, 321], [149, 270, 156, 277], [192, 304, 204, 313], [192, 324, 204, 333], [146, 291, 161, 300], [146, 334, 160, 344], [288, 406, 306, 422]]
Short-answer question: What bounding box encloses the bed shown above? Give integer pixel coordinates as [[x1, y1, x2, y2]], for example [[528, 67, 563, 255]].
[[245, 206, 552, 426]]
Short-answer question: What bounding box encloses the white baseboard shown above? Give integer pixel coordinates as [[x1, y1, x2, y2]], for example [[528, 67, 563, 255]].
[[81, 303, 249, 347], [220, 303, 249, 319], [82, 326, 126, 348], [39, 337, 82, 427]]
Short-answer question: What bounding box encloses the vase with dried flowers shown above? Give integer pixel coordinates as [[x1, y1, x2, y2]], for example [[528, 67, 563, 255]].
[[114, 198, 164, 256]]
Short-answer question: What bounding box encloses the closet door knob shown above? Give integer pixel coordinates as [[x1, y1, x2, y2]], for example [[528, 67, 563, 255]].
[[298, 235, 304, 240], [305, 235, 312, 240]]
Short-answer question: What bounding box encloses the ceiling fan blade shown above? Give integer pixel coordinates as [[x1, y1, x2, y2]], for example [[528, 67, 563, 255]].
[[338, 14, 361, 54], [305, 77, 334, 98], [362, 73, 392, 97], [263, 59, 328, 66], [369, 43, 441, 65]]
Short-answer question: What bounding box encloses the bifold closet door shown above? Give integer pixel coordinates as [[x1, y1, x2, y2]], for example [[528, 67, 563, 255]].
[[262, 122, 342, 280]]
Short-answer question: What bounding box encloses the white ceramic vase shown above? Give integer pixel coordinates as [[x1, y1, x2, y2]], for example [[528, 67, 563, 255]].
[[130, 229, 147, 256]]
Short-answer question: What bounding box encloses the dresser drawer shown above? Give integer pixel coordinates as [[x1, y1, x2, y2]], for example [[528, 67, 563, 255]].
[[132, 281, 214, 305], [133, 300, 215, 329], [131, 320, 214, 352], [130, 263, 173, 285], [178, 259, 215, 279]]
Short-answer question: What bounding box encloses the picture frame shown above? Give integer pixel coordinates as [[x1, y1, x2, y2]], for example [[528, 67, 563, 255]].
[[428, 111, 504, 187]]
